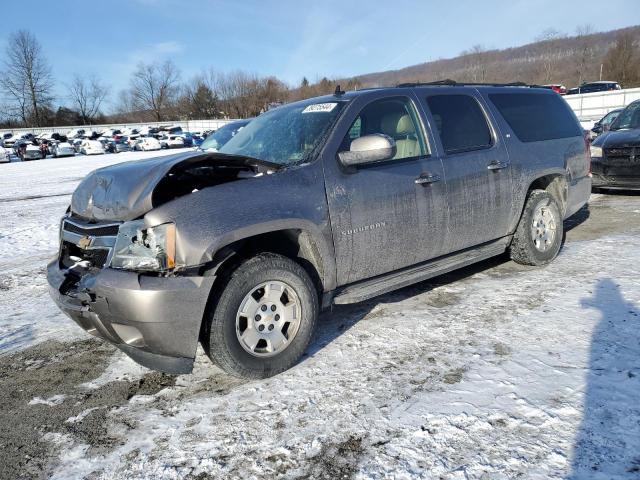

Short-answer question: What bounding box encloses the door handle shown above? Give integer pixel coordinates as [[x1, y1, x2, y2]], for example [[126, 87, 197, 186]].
[[487, 160, 509, 171], [415, 173, 441, 185]]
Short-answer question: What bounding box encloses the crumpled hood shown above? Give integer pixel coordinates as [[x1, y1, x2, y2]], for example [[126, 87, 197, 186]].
[[593, 129, 640, 148], [71, 151, 279, 222]]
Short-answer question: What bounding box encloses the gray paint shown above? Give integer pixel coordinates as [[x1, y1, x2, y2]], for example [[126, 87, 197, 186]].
[[48, 85, 591, 373]]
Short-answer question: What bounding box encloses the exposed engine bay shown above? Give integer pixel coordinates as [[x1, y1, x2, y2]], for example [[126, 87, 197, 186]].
[[70, 151, 281, 222]]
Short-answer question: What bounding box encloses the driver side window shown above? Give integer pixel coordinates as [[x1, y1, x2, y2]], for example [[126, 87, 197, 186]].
[[342, 97, 428, 161]]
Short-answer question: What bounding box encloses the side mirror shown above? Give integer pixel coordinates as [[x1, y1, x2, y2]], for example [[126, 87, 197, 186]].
[[338, 134, 396, 167]]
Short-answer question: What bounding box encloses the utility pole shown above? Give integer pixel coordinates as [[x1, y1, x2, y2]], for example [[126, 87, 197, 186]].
[[599, 64, 603, 81]]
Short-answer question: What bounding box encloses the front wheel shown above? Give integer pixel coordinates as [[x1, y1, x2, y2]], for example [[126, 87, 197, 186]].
[[203, 253, 318, 378], [509, 189, 564, 266]]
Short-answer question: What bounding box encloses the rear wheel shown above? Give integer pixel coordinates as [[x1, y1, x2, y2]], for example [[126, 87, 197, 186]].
[[509, 190, 563, 266], [203, 253, 318, 378]]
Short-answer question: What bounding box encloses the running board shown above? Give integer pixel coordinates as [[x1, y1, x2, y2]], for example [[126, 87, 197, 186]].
[[332, 237, 511, 305]]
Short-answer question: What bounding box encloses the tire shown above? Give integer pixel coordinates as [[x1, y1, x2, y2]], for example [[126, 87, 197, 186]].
[[203, 253, 318, 378], [509, 189, 564, 266]]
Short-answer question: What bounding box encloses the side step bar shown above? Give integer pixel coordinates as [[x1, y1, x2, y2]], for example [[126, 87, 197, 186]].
[[332, 237, 511, 305]]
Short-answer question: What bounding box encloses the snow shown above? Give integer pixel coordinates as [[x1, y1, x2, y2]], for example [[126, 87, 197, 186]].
[[1, 151, 639, 478], [0, 149, 189, 353], [29, 394, 66, 406]]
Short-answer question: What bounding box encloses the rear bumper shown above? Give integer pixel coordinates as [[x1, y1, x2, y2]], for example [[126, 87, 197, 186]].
[[47, 260, 215, 374]]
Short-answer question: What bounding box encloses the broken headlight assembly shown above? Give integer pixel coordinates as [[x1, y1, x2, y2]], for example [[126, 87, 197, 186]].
[[110, 220, 176, 272]]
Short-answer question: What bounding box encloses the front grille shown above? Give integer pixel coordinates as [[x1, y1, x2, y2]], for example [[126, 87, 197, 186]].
[[63, 219, 119, 237], [60, 242, 110, 269], [60, 217, 120, 269], [605, 147, 637, 163]]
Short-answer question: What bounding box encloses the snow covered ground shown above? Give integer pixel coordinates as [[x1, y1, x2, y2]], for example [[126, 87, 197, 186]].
[[0, 152, 639, 479]]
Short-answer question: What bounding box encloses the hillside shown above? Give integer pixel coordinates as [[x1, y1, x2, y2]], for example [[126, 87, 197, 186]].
[[327, 25, 640, 91]]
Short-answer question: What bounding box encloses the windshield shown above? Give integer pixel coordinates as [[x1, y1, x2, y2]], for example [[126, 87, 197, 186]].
[[219, 100, 345, 165], [610, 102, 640, 131], [200, 122, 249, 151]]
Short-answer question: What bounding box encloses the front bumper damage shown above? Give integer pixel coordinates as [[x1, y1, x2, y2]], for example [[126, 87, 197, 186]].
[[591, 172, 640, 190], [47, 260, 214, 374]]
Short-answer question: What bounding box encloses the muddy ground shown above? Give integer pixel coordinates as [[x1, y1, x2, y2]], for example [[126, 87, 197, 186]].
[[1, 191, 639, 479]]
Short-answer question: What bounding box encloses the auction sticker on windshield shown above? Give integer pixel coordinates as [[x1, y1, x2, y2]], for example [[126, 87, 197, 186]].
[[302, 103, 338, 113]]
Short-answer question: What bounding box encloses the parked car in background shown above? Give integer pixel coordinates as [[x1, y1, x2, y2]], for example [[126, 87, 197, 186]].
[[192, 134, 204, 147], [106, 138, 132, 153], [591, 108, 623, 137], [12, 139, 30, 156], [541, 84, 567, 95], [199, 119, 251, 152], [52, 142, 76, 158], [0, 146, 9, 163], [67, 128, 86, 139], [177, 132, 194, 147], [22, 143, 44, 160], [80, 140, 105, 155], [48, 85, 590, 378], [567, 81, 621, 95], [4, 134, 22, 148], [591, 99, 640, 191], [162, 135, 185, 149], [71, 138, 84, 153], [133, 137, 161, 151]]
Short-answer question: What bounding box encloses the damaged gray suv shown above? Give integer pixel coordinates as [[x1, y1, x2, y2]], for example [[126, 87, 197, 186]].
[[48, 83, 591, 378]]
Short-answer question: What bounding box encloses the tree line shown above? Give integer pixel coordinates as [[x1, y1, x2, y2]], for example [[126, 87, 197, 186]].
[[1, 26, 639, 129]]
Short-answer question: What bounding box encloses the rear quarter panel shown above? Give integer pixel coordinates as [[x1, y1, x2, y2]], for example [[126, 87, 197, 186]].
[[478, 88, 590, 229]]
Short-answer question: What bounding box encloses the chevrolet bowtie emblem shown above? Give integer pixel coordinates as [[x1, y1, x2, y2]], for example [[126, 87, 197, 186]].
[[78, 236, 92, 249]]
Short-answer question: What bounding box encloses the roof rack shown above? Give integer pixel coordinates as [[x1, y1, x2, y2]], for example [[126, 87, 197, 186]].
[[397, 80, 540, 88]]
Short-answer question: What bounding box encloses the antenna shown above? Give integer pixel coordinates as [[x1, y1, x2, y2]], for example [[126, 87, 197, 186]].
[[334, 84, 345, 96]]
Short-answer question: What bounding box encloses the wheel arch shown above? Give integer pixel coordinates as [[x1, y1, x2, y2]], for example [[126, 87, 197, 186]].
[[203, 224, 335, 298], [526, 172, 568, 217]]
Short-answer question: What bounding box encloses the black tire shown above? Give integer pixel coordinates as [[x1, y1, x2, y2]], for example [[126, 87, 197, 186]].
[[509, 189, 564, 266], [203, 253, 318, 378]]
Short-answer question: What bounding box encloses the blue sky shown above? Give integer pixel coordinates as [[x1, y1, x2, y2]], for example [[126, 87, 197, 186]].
[[1, 0, 638, 111]]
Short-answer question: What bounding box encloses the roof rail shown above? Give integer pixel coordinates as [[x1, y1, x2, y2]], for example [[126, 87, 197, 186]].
[[397, 80, 540, 88]]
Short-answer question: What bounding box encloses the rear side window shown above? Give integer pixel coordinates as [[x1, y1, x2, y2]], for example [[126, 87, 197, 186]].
[[426, 95, 493, 154], [489, 93, 582, 142]]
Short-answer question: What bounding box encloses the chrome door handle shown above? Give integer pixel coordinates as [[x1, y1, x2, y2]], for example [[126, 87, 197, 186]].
[[415, 173, 441, 185], [487, 161, 509, 171]]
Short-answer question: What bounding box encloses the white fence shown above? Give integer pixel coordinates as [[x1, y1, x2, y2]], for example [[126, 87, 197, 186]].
[[4, 88, 640, 136], [563, 87, 640, 123], [1, 119, 237, 136]]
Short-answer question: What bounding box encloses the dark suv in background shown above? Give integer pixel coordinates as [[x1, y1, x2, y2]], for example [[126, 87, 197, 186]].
[[591, 99, 640, 191], [567, 81, 621, 95], [48, 83, 591, 378]]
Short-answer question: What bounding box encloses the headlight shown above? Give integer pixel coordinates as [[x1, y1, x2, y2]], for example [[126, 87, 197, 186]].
[[590, 145, 603, 158], [110, 220, 176, 271]]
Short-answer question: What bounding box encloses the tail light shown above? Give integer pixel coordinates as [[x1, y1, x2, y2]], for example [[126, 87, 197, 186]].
[[584, 130, 592, 176]]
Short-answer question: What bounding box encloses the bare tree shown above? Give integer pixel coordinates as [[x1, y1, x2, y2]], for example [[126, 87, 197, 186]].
[[575, 24, 596, 85], [603, 31, 639, 87], [67, 74, 109, 124], [536, 29, 565, 83], [462, 45, 489, 83], [0, 30, 54, 126], [129, 60, 180, 121]]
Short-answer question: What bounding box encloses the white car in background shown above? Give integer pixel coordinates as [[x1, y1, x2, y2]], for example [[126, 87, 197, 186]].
[[79, 140, 105, 155], [52, 142, 76, 158], [0, 146, 9, 163], [23, 144, 44, 160], [165, 135, 185, 148], [133, 137, 161, 151], [3, 134, 21, 148]]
